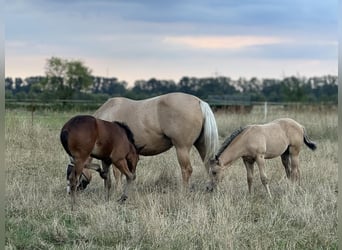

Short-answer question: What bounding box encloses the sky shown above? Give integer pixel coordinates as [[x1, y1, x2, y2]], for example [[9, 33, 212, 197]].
[[5, 0, 338, 86]]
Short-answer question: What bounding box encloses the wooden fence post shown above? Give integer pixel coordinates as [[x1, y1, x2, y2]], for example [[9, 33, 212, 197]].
[[264, 101, 267, 121]]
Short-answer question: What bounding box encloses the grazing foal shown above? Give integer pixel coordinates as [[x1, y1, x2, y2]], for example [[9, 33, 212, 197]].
[[60, 115, 139, 209], [208, 118, 317, 197]]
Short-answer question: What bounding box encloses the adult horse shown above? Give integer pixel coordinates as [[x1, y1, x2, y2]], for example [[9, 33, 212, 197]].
[[207, 118, 317, 197], [93, 92, 219, 189]]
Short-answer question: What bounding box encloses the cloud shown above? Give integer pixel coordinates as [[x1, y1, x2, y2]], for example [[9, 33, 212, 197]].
[[5, 0, 338, 82], [163, 35, 290, 50]]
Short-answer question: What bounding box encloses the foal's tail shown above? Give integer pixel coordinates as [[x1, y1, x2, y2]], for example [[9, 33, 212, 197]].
[[199, 101, 219, 164], [60, 130, 72, 156], [303, 128, 317, 151]]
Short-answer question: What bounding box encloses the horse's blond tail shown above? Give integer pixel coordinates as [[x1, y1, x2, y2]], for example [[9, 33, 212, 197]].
[[200, 101, 219, 165]]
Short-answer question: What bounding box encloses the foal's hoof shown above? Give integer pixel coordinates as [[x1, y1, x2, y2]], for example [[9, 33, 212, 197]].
[[117, 195, 128, 204]]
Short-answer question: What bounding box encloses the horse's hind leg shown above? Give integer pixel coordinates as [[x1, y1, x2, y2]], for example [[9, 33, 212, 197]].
[[281, 148, 291, 179], [70, 158, 86, 210], [175, 146, 192, 189], [101, 161, 112, 201], [243, 157, 254, 195], [289, 147, 301, 185], [194, 141, 208, 172], [256, 155, 272, 198]]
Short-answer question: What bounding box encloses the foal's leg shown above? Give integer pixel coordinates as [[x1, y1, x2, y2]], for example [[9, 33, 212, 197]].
[[242, 157, 255, 195], [113, 166, 123, 193], [255, 155, 272, 198], [69, 158, 85, 210], [289, 147, 301, 185], [101, 161, 112, 201], [113, 159, 135, 203], [174, 146, 192, 189], [281, 150, 291, 179]]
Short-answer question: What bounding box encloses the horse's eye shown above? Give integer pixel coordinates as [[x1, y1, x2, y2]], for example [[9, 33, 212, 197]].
[[211, 170, 217, 176]]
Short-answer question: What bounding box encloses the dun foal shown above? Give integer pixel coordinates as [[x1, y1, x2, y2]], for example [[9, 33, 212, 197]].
[[60, 115, 139, 209], [208, 118, 317, 197]]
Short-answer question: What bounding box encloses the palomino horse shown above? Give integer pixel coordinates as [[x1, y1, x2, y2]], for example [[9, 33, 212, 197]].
[[207, 118, 317, 197], [60, 115, 139, 209], [93, 92, 219, 190]]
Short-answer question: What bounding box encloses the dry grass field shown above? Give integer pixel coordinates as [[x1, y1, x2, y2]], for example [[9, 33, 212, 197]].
[[5, 106, 337, 249]]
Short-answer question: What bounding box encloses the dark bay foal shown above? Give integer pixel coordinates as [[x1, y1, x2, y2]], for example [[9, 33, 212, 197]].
[[60, 115, 139, 210]]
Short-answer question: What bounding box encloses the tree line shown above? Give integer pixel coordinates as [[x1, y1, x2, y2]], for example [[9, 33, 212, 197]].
[[5, 57, 337, 104]]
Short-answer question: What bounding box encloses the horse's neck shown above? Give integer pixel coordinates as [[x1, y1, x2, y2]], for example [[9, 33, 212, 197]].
[[219, 139, 246, 166]]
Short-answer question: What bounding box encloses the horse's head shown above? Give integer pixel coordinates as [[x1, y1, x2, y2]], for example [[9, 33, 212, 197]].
[[126, 145, 142, 180], [206, 156, 224, 191], [66, 164, 92, 194], [77, 168, 92, 191]]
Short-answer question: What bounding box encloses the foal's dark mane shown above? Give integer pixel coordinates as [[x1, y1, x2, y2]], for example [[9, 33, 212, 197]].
[[113, 121, 137, 148], [215, 126, 246, 158]]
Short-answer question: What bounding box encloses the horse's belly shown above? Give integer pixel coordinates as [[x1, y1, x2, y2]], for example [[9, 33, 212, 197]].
[[264, 152, 283, 159], [136, 134, 173, 156], [265, 141, 288, 159]]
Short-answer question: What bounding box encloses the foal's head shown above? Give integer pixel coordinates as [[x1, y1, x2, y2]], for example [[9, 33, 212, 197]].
[[207, 156, 225, 191], [66, 163, 92, 194]]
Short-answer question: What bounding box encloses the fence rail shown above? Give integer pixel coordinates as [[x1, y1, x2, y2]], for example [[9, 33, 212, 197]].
[[5, 99, 104, 111], [5, 98, 337, 112]]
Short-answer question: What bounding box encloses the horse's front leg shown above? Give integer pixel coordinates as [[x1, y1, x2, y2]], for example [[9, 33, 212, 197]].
[[119, 177, 133, 204], [101, 161, 112, 201], [113, 166, 123, 193], [113, 159, 135, 203], [256, 155, 272, 198], [243, 157, 255, 195], [175, 146, 192, 190]]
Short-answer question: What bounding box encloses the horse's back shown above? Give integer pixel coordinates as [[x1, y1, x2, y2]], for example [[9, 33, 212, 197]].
[[257, 118, 304, 156], [94, 93, 201, 121], [273, 118, 304, 139], [94, 97, 136, 121]]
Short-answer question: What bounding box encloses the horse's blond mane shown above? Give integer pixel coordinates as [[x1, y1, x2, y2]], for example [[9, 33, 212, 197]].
[[216, 127, 246, 158]]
